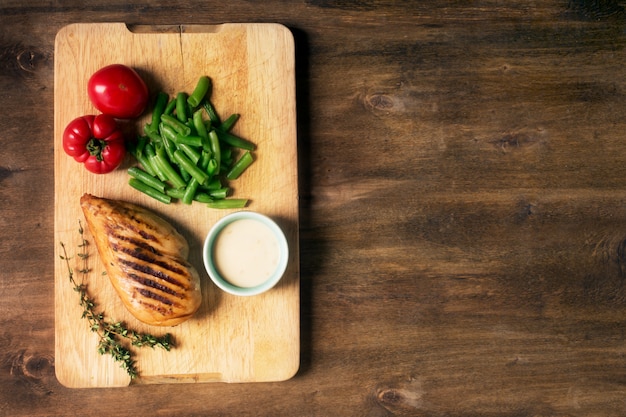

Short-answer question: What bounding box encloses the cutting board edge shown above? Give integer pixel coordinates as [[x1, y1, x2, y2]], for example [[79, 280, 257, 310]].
[[53, 21, 301, 387]]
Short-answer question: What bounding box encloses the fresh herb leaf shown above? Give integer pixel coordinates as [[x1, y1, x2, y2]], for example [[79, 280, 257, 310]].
[[60, 221, 174, 379]]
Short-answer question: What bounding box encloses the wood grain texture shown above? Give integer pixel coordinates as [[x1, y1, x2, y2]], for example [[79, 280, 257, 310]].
[[3, 0, 626, 415], [53, 23, 299, 387]]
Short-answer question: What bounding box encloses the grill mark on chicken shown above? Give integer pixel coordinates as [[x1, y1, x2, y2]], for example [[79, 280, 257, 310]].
[[106, 221, 164, 252], [110, 238, 187, 277], [106, 218, 161, 246], [109, 232, 162, 255], [136, 287, 177, 307], [127, 272, 182, 298], [124, 217, 159, 243], [137, 299, 170, 315], [118, 258, 188, 290]]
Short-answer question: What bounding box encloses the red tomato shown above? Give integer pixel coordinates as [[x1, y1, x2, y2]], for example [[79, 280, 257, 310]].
[[62, 114, 126, 174], [87, 64, 149, 119]]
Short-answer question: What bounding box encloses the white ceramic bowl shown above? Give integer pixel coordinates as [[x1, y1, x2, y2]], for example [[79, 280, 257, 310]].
[[203, 211, 289, 296]]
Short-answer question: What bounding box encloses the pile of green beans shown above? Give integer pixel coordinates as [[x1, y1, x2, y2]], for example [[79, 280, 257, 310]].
[[127, 76, 256, 208]]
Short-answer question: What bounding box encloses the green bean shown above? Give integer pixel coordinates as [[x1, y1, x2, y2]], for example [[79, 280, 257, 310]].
[[203, 101, 221, 125], [164, 98, 177, 115], [144, 126, 163, 142], [200, 147, 212, 162], [193, 110, 211, 152], [180, 152, 210, 204], [161, 114, 191, 136], [198, 151, 211, 171], [148, 92, 169, 132], [134, 135, 147, 155], [219, 113, 239, 131], [200, 177, 222, 190], [186, 118, 197, 136], [174, 134, 203, 148], [144, 142, 156, 158], [221, 155, 233, 169], [161, 135, 177, 163], [129, 137, 157, 177], [149, 154, 168, 182], [128, 167, 167, 193], [181, 181, 199, 205], [221, 148, 232, 161], [208, 130, 221, 173], [178, 143, 201, 164], [154, 147, 186, 189], [215, 128, 256, 151], [144, 143, 165, 181], [173, 150, 208, 185], [201, 136, 211, 153], [169, 186, 217, 204], [194, 192, 214, 203], [154, 141, 166, 160], [134, 153, 156, 176], [187, 76, 211, 108], [137, 156, 157, 177], [206, 199, 249, 209], [165, 187, 184, 199], [226, 151, 254, 180], [175, 92, 188, 122], [193, 109, 208, 134], [128, 178, 172, 204], [180, 164, 191, 183], [206, 158, 218, 177], [159, 122, 178, 143], [209, 187, 230, 200]]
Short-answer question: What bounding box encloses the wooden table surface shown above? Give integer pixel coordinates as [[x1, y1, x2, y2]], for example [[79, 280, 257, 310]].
[[3, 1, 626, 415]]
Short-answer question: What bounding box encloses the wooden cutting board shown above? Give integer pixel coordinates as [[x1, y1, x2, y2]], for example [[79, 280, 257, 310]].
[[53, 23, 299, 388]]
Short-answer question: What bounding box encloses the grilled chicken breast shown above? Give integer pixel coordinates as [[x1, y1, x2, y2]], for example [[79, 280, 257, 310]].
[[80, 193, 202, 326]]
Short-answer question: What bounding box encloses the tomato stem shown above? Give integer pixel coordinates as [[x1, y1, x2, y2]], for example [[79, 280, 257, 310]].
[[86, 138, 106, 161]]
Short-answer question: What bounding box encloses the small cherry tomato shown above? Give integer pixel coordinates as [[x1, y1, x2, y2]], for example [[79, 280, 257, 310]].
[[87, 64, 149, 119], [62, 114, 126, 174]]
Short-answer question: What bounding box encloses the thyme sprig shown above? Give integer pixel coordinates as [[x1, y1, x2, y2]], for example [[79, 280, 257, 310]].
[[59, 221, 174, 380]]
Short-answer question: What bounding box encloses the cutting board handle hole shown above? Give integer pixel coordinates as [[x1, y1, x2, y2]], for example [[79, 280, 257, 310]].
[[126, 24, 225, 34]]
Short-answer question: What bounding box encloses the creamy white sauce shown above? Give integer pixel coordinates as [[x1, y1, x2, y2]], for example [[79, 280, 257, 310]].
[[212, 218, 280, 288]]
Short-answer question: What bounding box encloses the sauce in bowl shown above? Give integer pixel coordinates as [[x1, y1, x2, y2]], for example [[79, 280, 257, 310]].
[[212, 218, 280, 288], [203, 211, 289, 296]]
